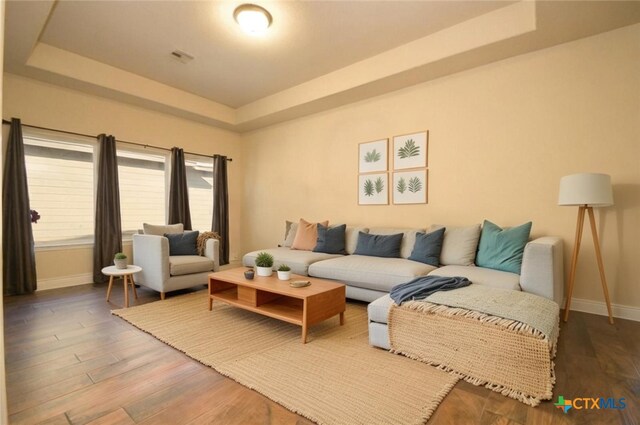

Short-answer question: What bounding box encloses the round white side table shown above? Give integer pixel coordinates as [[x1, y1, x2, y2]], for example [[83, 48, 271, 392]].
[[102, 265, 142, 308]]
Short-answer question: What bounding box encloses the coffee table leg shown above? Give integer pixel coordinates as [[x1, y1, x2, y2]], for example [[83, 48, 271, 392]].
[[301, 325, 308, 344], [124, 275, 129, 308], [340, 311, 345, 326], [106, 276, 114, 302]]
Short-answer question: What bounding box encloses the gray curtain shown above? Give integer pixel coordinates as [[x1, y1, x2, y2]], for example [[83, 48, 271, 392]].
[[2, 118, 37, 295], [212, 155, 229, 265], [93, 134, 122, 284], [168, 147, 192, 230]]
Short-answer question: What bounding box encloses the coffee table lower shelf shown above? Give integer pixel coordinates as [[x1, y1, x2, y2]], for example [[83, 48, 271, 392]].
[[211, 287, 304, 324], [208, 270, 346, 343]]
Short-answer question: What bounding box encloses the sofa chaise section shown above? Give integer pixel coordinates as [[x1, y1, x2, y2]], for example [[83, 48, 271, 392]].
[[368, 236, 564, 349]]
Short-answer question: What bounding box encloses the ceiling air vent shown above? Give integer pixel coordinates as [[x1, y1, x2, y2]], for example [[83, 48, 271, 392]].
[[171, 50, 194, 64]]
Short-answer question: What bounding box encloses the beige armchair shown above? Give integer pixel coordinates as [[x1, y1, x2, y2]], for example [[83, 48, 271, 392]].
[[132, 224, 220, 300]]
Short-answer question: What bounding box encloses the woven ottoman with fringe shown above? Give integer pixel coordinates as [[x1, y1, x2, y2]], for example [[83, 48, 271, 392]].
[[388, 285, 560, 406]]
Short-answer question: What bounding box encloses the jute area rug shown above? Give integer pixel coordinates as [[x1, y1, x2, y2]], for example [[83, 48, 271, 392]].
[[112, 291, 458, 425]]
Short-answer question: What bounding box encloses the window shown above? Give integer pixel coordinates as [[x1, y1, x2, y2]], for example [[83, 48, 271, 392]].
[[185, 154, 213, 232], [117, 148, 167, 237], [23, 129, 95, 246], [23, 128, 216, 246]]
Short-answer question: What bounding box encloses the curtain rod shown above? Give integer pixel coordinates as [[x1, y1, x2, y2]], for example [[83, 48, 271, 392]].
[[2, 119, 233, 161]]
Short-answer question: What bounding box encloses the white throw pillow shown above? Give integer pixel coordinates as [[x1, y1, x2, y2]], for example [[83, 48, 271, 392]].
[[283, 221, 298, 247], [433, 224, 481, 266], [345, 226, 369, 255]]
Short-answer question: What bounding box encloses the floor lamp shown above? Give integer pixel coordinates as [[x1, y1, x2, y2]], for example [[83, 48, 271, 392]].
[[558, 173, 614, 324]]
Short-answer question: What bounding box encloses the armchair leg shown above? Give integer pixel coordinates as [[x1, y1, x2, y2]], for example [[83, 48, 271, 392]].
[[160, 292, 166, 300]]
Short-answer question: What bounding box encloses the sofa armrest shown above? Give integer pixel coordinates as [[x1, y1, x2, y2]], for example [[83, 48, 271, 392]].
[[132, 234, 170, 291], [203, 238, 221, 272], [520, 237, 564, 306]]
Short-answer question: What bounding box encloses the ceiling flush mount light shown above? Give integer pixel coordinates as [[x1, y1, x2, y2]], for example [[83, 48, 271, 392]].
[[234, 4, 272, 35]]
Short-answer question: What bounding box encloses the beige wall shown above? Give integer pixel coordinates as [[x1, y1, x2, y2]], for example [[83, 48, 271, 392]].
[[242, 24, 640, 309], [2, 73, 243, 284]]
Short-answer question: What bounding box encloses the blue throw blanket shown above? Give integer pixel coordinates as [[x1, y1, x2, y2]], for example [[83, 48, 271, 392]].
[[390, 275, 472, 304]]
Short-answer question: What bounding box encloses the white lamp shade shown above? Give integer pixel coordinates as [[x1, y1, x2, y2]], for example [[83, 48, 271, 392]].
[[558, 173, 613, 207]]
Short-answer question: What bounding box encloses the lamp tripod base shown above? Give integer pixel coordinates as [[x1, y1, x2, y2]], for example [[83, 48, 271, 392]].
[[563, 205, 614, 324]]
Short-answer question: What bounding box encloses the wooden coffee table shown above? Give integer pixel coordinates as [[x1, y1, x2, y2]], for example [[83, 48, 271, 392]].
[[208, 268, 346, 343]]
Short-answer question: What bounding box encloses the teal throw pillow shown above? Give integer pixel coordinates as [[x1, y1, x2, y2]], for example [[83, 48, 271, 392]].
[[314, 224, 347, 255], [165, 230, 199, 256], [476, 220, 532, 274], [353, 232, 403, 258], [408, 227, 446, 266]]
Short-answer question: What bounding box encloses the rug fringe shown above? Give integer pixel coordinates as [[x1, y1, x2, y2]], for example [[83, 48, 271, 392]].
[[389, 347, 550, 407]]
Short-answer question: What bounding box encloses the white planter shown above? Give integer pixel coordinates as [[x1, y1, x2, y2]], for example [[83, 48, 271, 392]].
[[277, 270, 291, 281], [114, 258, 128, 269], [256, 266, 273, 277]]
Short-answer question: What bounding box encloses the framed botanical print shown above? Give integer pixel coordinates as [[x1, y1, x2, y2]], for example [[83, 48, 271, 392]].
[[393, 131, 428, 170], [392, 169, 428, 204], [358, 139, 388, 174], [358, 173, 388, 205]]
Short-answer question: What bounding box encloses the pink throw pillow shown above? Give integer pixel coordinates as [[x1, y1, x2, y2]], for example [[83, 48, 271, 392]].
[[291, 219, 329, 251]]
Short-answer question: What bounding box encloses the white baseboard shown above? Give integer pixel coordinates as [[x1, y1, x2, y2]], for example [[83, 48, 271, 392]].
[[37, 273, 93, 291], [570, 297, 640, 322]]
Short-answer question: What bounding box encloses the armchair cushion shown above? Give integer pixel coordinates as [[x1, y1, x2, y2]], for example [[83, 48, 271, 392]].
[[144, 222, 184, 236], [165, 230, 199, 256], [169, 255, 214, 276]]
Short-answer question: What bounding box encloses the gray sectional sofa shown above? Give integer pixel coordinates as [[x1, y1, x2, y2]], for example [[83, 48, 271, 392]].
[[244, 225, 563, 300], [243, 224, 564, 349]]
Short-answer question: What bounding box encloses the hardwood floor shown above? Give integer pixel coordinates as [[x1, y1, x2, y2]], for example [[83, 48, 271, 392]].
[[3, 283, 639, 424]]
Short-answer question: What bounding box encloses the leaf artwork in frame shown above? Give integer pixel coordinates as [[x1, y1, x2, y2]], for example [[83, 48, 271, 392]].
[[393, 131, 428, 170], [359, 139, 388, 173], [358, 173, 388, 205], [364, 149, 382, 163], [397, 177, 407, 194], [398, 139, 420, 159], [364, 179, 374, 196], [408, 176, 422, 193], [374, 177, 384, 194], [393, 170, 427, 204]]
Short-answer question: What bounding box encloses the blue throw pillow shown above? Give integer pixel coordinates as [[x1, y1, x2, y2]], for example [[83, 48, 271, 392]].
[[165, 230, 199, 256], [314, 224, 346, 254], [476, 220, 532, 274], [353, 232, 403, 258], [408, 227, 446, 266]]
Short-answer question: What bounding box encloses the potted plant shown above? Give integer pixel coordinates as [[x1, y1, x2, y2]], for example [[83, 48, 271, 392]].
[[255, 252, 274, 277], [277, 264, 291, 280], [114, 252, 128, 269]]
